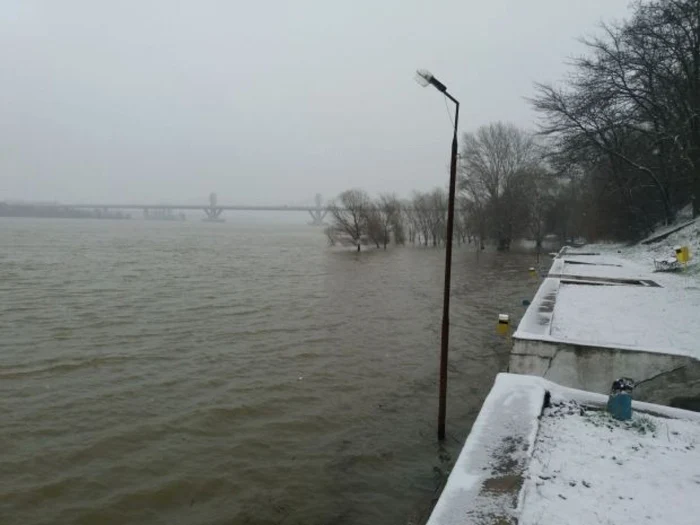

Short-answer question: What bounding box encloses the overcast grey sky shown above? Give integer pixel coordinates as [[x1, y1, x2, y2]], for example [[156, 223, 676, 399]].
[[1, 0, 632, 205]]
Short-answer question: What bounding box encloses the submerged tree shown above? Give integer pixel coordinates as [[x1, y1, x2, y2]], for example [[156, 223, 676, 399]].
[[327, 189, 371, 251], [376, 194, 402, 249], [326, 190, 405, 250], [460, 122, 542, 250], [365, 203, 384, 249]]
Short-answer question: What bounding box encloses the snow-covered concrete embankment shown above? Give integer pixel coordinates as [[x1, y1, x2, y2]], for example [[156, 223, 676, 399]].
[[426, 374, 700, 525], [509, 220, 700, 409]]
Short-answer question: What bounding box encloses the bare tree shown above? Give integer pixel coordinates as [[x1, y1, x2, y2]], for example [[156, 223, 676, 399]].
[[401, 200, 417, 244], [531, 0, 700, 233], [376, 194, 402, 249], [412, 192, 431, 246], [531, 83, 674, 229], [365, 203, 384, 249], [392, 215, 406, 245], [324, 225, 336, 246], [327, 189, 371, 251], [460, 122, 540, 250], [428, 188, 447, 246], [522, 168, 557, 248]]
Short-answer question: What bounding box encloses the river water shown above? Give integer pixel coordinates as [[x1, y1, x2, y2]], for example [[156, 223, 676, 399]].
[[0, 218, 542, 525]]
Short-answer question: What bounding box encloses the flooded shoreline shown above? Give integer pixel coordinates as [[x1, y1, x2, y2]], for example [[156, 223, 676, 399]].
[[1, 219, 541, 525]]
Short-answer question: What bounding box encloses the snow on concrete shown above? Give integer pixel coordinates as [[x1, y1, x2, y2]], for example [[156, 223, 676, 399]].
[[426, 374, 546, 525], [520, 393, 700, 525], [553, 255, 648, 280], [560, 219, 700, 357], [551, 276, 700, 357], [514, 235, 700, 359], [513, 276, 559, 338], [512, 219, 700, 402], [427, 374, 700, 525]]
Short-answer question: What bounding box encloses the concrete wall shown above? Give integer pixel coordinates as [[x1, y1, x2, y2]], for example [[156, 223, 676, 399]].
[[510, 338, 700, 408]]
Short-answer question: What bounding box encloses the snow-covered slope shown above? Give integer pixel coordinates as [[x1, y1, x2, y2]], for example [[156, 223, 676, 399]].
[[612, 218, 699, 276]]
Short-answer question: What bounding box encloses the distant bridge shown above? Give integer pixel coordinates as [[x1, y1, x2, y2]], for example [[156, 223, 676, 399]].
[[61, 193, 330, 225]]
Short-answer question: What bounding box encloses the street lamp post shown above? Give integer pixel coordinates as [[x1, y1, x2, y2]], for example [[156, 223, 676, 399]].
[[415, 69, 460, 441]]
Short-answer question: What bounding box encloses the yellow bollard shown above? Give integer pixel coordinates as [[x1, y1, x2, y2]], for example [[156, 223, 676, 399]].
[[675, 245, 691, 264], [679, 246, 691, 264], [675, 246, 683, 262], [528, 267, 537, 279], [497, 314, 510, 336]]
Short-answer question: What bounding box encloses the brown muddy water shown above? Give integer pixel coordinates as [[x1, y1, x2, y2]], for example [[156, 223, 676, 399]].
[[0, 218, 544, 525]]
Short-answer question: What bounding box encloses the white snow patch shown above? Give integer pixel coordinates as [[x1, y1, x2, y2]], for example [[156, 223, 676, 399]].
[[515, 221, 700, 358], [520, 401, 700, 525], [426, 374, 545, 525], [594, 218, 699, 277], [428, 374, 700, 525], [550, 280, 700, 357]]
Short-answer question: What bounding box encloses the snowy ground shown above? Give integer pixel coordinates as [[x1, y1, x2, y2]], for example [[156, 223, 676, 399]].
[[514, 219, 700, 358], [427, 374, 700, 525], [426, 374, 544, 525], [549, 255, 700, 357], [520, 400, 700, 525], [596, 217, 699, 279]]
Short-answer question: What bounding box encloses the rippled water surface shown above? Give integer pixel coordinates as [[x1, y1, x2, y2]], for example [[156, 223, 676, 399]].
[[0, 219, 541, 524]]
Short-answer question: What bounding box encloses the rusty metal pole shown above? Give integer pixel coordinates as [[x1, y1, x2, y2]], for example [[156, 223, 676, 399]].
[[415, 70, 460, 441], [437, 95, 459, 441]]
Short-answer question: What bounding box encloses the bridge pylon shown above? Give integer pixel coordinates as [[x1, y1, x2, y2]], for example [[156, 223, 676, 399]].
[[307, 193, 327, 226], [203, 192, 225, 222]]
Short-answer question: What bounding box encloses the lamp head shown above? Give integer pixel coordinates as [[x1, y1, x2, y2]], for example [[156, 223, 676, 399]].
[[415, 69, 433, 87], [415, 69, 447, 92]]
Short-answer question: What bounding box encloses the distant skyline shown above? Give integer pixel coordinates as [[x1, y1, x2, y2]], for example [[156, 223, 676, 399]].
[[1, 0, 632, 205]]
